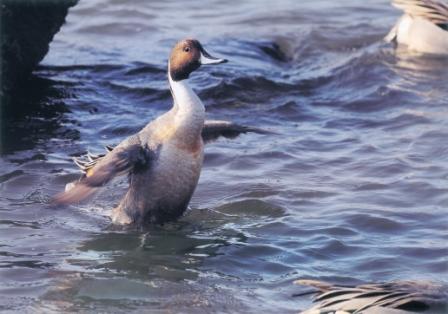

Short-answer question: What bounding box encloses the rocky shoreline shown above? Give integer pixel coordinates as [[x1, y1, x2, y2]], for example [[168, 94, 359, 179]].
[[1, 0, 78, 99]]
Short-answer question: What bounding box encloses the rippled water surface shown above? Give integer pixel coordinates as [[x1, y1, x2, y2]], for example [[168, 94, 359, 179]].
[[1, 0, 448, 312]]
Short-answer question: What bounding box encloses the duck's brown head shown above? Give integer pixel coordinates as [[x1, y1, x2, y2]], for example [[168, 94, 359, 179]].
[[169, 39, 227, 81]]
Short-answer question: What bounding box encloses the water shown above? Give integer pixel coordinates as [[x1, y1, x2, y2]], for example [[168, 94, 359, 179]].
[[1, 0, 448, 312]]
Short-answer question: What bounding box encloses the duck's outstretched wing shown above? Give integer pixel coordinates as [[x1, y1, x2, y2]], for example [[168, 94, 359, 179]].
[[392, 0, 448, 24], [295, 279, 447, 314], [52, 135, 149, 205], [201, 120, 275, 143]]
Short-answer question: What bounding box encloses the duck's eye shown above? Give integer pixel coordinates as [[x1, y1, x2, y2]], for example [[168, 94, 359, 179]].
[[183, 47, 190, 52]]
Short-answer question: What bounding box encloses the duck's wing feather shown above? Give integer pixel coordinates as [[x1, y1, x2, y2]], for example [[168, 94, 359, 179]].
[[71, 145, 114, 174], [392, 0, 448, 24], [201, 120, 275, 143], [52, 135, 149, 205], [295, 279, 447, 314]]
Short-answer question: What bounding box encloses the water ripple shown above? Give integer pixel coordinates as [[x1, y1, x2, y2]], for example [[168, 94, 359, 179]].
[[1, 0, 447, 312]]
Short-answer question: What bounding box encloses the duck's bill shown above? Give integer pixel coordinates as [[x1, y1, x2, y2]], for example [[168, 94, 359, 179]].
[[200, 48, 228, 65]]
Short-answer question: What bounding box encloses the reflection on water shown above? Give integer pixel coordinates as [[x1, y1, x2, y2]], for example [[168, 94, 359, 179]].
[[34, 208, 256, 312], [1, 0, 447, 312], [1, 75, 79, 155]]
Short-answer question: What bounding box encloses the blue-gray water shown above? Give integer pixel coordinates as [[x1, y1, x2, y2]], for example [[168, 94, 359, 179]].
[[1, 0, 448, 312]]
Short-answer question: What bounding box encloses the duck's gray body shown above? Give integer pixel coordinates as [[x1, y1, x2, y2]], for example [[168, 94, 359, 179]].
[[115, 137, 203, 225], [111, 78, 205, 225], [57, 74, 207, 225]]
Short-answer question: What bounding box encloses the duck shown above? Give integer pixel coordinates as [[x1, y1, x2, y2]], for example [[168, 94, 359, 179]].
[[385, 0, 448, 54], [295, 279, 448, 313], [53, 38, 271, 225]]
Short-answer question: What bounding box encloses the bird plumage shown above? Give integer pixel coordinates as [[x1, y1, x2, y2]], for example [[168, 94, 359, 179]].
[[386, 0, 448, 54], [53, 39, 272, 225], [295, 279, 448, 314]]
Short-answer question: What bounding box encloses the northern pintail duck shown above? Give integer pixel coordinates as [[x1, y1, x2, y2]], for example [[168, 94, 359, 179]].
[[54, 39, 270, 225], [295, 279, 448, 313], [385, 0, 448, 54]]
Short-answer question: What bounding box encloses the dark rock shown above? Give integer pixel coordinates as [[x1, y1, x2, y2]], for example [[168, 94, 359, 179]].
[[1, 0, 78, 98]]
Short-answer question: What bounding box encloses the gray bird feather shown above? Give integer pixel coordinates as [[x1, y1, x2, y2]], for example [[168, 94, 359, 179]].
[[295, 279, 448, 314], [392, 0, 448, 24], [201, 119, 275, 143]]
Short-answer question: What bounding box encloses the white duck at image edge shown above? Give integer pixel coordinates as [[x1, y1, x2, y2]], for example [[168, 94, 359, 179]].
[[53, 38, 272, 226], [386, 0, 448, 54], [295, 279, 448, 314]]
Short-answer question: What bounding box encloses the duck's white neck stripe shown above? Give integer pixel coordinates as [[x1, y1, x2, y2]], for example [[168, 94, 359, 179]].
[[168, 68, 205, 132]]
